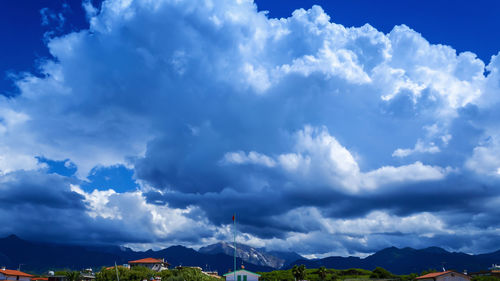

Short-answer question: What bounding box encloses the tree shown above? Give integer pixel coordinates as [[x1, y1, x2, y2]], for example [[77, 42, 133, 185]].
[[292, 265, 306, 281], [292, 265, 299, 281], [65, 271, 81, 281], [420, 269, 438, 276], [318, 266, 327, 281], [370, 267, 393, 279]]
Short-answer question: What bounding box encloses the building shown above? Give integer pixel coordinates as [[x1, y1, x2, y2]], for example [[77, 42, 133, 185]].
[[80, 274, 95, 281], [202, 271, 221, 279], [223, 269, 260, 281], [0, 268, 33, 281], [128, 258, 170, 272], [416, 271, 471, 281], [470, 264, 500, 278]]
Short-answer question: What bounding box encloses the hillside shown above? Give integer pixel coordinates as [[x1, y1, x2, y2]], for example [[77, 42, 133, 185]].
[[287, 246, 500, 274]]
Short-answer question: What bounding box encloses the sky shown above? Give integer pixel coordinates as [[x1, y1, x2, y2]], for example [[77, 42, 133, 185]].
[[1, 0, 500, 258]]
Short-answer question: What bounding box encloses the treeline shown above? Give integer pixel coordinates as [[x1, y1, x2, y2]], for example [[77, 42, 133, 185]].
[[54, 266, 219, 281], [258, 266, 500, 281], [258, 266, 402, 281]]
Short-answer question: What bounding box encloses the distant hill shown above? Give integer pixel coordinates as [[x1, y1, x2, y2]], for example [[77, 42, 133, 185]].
[[198, 241, 304, 269], [287, 246, 500, 274], [0, 235, 272, 274]]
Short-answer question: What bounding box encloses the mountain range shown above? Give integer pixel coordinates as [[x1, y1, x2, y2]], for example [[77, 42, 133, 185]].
[[0, 235, 273, 274], [287, 246, 500, 274], [0, 234, 499, 275]]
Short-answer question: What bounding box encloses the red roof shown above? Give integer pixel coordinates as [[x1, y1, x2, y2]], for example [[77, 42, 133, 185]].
[[416, 271, 468, 280], [0, 269, 33, 277], [128, 258, 166, 264], [32, 278, 49, 281]]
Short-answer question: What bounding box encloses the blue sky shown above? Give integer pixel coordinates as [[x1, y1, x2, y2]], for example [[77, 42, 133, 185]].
[[1, 0, 500, 257]]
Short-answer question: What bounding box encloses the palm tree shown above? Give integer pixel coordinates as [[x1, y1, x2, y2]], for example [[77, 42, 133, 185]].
[[292, 265, 306, 281], [318, 266, 327, 281], [298, 265, 306, 280], [292, 265, 300, 281], [66, 271, 81, 281]]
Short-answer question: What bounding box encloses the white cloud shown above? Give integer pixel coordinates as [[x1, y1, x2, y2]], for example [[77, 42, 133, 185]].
[[223, 126, 449, 192], [392, 139, 440, 157], [222, 151, 276, 167], [466, 135, 500, 176], [1, 0, 500, 255]]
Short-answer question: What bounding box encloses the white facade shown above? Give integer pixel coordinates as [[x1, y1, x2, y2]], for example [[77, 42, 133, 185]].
[[131, 263, 168, 271], [224, 269, 260, 281]]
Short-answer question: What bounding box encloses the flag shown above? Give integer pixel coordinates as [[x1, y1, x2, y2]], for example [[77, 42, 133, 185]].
[[232, 214, 235, 221]]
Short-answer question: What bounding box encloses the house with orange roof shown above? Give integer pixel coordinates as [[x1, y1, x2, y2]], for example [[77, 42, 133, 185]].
[[0, 267, 33, 281], [128, 258, 170, 272], [416, 271, 470, 281]]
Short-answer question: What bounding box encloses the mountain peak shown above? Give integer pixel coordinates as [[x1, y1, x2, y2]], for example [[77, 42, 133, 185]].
[[420, 246, 449, 254], [199, 241, 298, 269], [4, 234, 22, 240]]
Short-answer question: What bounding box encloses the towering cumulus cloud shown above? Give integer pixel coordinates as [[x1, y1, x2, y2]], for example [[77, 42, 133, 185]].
[[1, 0, 499, 255]]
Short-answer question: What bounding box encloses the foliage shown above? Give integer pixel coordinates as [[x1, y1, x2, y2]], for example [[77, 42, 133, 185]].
[[292, 265, 307, 280], [472, 276, 500, 281], [420, 269, 438, 276], [369, 267, 394, 279], [53, 271, 81, 281], [95, 266, 218, 281], [259, 266, 411, 281], [318, 267, 327, 281], [399, 273, 418, 281]]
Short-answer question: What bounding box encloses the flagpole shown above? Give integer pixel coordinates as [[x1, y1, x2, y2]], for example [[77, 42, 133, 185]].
[[233, 213, 236, 281]]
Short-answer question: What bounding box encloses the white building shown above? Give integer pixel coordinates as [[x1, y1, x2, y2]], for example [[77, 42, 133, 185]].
[[128, 258, 170, 272], [416, 271, 471, 281], [0, 268, 33, 281], [223, 269, 260, 281]]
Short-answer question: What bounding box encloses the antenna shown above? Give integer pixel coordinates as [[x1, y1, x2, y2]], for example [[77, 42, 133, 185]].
[[441, 262, 447, 272], [114, 262, 120, 281], [233, 213, 236, 281]]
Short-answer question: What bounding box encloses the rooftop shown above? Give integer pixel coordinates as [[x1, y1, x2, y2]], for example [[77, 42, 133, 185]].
[[416, 271, 469, 280], [0, 269, 34, 277], [128, 258, 168, 264]]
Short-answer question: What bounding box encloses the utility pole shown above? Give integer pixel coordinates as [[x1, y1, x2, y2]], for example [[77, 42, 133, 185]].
[[233, 214, 236, 281]]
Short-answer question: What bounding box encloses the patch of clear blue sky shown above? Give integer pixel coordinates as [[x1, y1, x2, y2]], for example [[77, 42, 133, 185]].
[[36, 156, 77, 177], [1, 0, 499, 96], [37, 156, 138, 192], [83, 165, 139, 192]]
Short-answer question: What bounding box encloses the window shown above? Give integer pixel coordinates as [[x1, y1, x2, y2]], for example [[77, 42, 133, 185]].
[[243, 276, 247, 281], [237, 275, 241, 281]]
